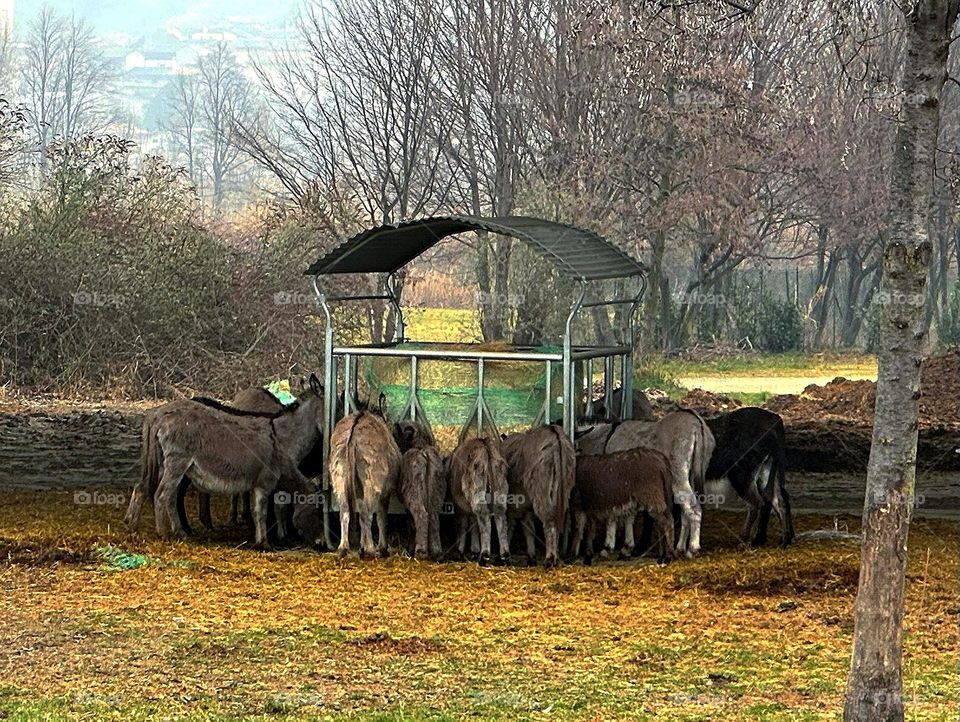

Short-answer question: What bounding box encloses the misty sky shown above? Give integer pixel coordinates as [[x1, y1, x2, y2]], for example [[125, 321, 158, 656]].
[[14, 0, 303, 35]]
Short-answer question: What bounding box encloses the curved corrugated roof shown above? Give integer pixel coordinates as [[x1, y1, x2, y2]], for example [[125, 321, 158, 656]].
[[304, 215, 645, 281]]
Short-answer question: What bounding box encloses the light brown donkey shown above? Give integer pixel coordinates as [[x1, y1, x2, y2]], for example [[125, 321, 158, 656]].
[[448, 436, 510, 565], [328, 396, 401, 558], [147, 374, 325, 549]]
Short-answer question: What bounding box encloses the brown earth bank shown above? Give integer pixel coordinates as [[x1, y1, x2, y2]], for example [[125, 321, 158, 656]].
[[672, 348, 960, 473]]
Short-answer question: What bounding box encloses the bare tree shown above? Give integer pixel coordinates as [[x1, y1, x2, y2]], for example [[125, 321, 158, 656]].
[[197, 43, 256, 212], [239, 0, 453, 340], [844, 1, 959, 720], [161, 73, 200, 185], [20, 9, 114, 152]]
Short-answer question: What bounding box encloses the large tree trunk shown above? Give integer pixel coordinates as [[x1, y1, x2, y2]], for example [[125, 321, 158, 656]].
[[843, 2, 958, 720]]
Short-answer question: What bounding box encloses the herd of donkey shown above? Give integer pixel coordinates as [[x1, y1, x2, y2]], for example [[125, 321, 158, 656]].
[[123, 374, 796, 566]]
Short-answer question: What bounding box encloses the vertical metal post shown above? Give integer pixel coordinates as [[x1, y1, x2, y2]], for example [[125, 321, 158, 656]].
[[563, 281, 586, 441], [387, 272, 405, 343], [543, 360, 552, 426], [314, 276, 336, 552], [477, 358, 485, 434], [409, 355, 418, 423], [584, 358, 594, 418], [343, 354, 354, 415], [623, 276, 645, 420], [604, 355, 614, 420]]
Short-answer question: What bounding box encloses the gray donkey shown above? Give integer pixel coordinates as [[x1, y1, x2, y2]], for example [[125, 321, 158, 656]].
[[575, 409, 715, 558], [394, 420, 445, 560], [328, 395, 401, 558], [124, 384, 322, 537], [448, 436, 510, 565], [146, 374, 325, 549], [501, 425, 575, 567]]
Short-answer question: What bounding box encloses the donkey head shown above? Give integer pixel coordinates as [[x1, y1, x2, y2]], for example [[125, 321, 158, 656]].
[[394, 419, 433, 452]]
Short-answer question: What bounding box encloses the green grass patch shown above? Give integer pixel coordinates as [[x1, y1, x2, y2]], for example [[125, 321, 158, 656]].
[[724, 391, 773, 406], [653, 352, 876, 377]]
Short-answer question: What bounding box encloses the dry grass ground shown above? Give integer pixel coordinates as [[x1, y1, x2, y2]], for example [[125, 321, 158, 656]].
[[0, 491, 955, 721]]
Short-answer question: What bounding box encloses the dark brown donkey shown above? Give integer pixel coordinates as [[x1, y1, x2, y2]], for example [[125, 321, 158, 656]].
[[571, 448, 675, 564], [501, 425, 575, 567], [146, 374, 325, 549], [328, 396, 401, 558]]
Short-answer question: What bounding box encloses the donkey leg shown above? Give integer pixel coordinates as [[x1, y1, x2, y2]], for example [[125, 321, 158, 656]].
[[658, 511, 675, 563], [493, 510, 510, 564], [688, 496, 703, 557], [376, 499, 390, 557], [337, 506, 351, 557], [741, 505, 759, 544], [411, 504, 430, 559], [523, 513, 537, 564], [621, 513, 636, 559], [569, 511, 585, 561], [198, 493, 214, 530], [674, 485, 699, 557], [452, 512, 469, 559], [543, 517, 560, 568], [776, 483, 795, 546], [475, 510, 492, 565], [124, 483, 148, 531], [428, 512, 442, 560], [358, 506, 377, 559], [242, 492, 253, 524], [469, 524, 481, 555], [600, 517, 618, 559], [230, 495, 240, 526], [156, 461, 190, 539], [752, 502, 773, 547], [251, 487, 272, 551]]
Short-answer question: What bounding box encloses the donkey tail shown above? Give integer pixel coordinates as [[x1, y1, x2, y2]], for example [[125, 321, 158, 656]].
[[692, 411, 713, 496], [143, 415, 162, 501], [125, 412, 162, 529]]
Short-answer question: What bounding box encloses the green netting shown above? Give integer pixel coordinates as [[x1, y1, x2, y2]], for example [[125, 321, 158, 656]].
[[362, 343, 568, 427]]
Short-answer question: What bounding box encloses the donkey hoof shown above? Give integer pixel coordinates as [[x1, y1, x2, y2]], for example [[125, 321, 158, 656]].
[[478, 552, 492, 567], [599, 548, 613, 560], [337, 547, 351, 559], [543, 556, 558, 569], [359, 549, 377, 560], [253, 542, 273, 552], [619, 548, 634, 561], [526, 556, 538, 567]]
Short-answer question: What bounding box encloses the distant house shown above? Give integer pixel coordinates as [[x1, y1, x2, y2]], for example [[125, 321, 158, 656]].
[[125, 50, 177, 73], [191, 29, 238, 42]]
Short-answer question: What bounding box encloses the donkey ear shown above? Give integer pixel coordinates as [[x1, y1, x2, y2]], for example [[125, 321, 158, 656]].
[[573, 426, 594, 440], [309, 373, 322, 395], [378, 392, 387, 416]]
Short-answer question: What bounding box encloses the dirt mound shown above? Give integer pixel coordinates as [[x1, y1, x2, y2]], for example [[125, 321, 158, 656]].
[[920, 347, 960, 425], [677, 389, 743, 416], [766, 348, 959, 429], [765, 378, 877, 425]]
